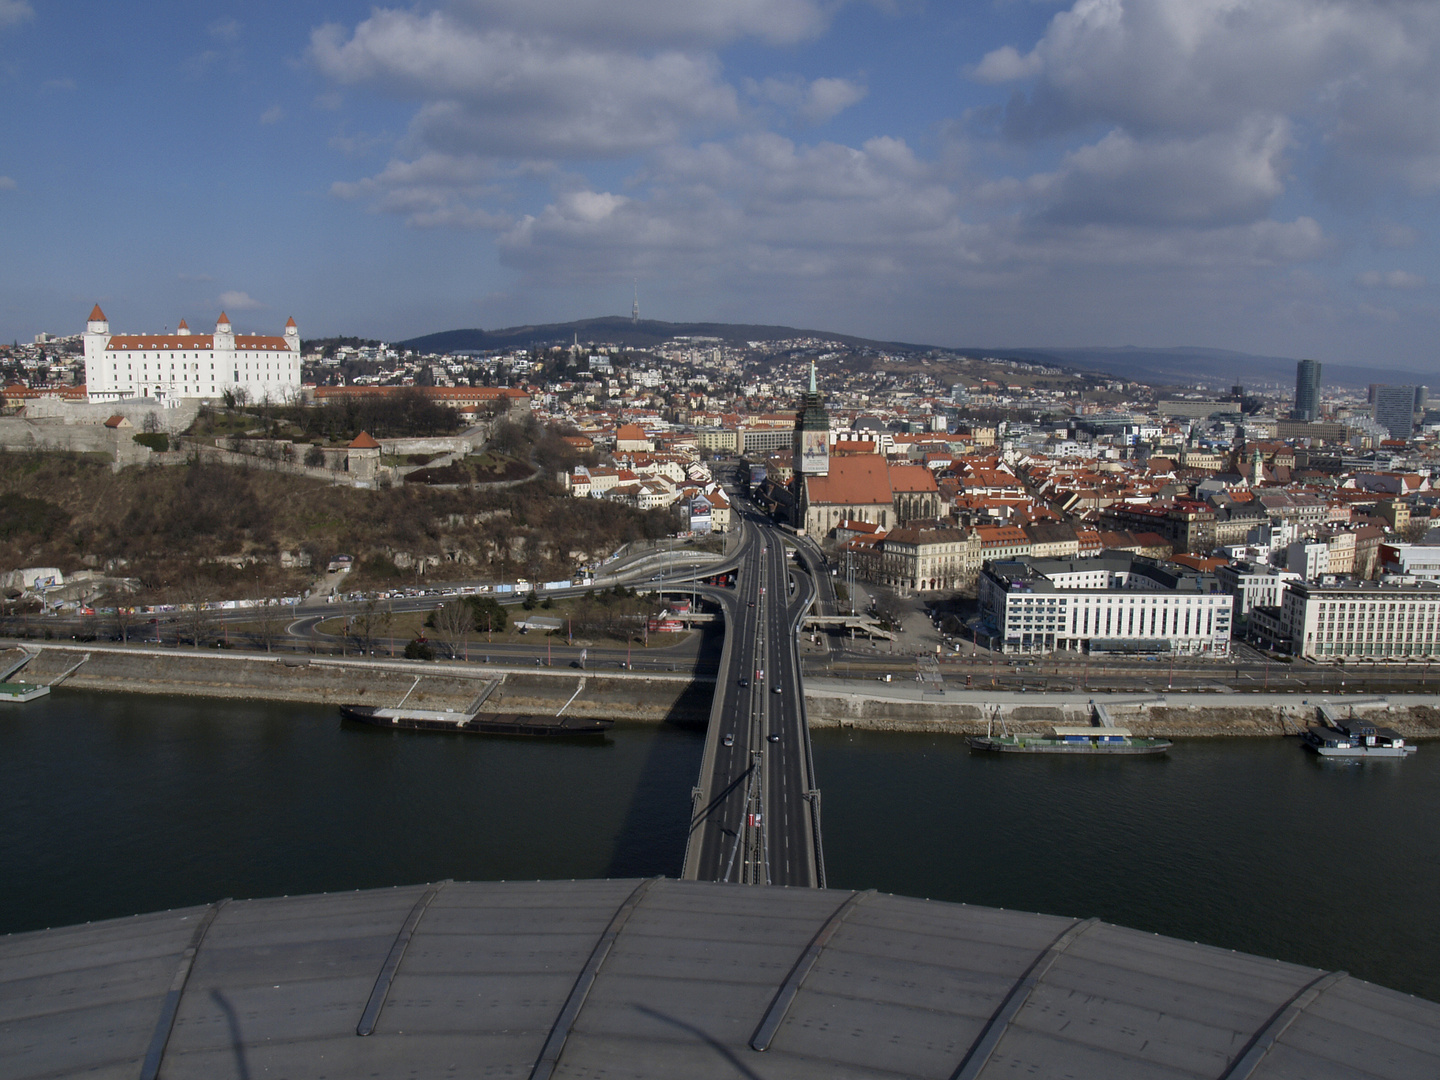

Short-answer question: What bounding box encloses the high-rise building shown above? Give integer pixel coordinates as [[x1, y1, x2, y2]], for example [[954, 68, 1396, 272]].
[[1373, 385, 1418, 440], [1293, 359, 1322, 421]]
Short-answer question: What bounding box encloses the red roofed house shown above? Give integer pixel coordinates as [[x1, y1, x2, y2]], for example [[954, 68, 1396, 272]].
[[615, 423, 654, 453]]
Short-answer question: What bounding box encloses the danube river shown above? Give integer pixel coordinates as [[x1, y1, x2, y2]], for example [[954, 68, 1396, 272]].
[[3, 690, 1437, 1002]]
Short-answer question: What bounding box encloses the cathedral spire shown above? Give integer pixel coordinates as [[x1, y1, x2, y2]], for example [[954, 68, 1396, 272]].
[[809, 359, 817, 394]]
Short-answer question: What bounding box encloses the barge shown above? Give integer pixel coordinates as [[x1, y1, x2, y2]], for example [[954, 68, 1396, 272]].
[[339, 703, 612, 737], [967, 725, 1172, 755]]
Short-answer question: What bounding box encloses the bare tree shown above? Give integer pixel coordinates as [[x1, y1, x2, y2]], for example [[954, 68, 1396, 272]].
[[112, 604, 137, 644], [254, 599, 287, 653], [348, 599, 391, 656], [870, 587, 908, 633], [431, 599, 471, 660], [175, 579, 214, 647]]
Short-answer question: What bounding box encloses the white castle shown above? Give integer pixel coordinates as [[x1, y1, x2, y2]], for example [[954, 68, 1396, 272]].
[[83, 305, 302, 405]]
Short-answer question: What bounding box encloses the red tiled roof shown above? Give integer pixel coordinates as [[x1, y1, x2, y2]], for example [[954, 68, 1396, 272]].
[[89, 304, 106, 321], [348, 431, 380, 449], [888, 463, 939, 493], [804, 456, 893, 506]]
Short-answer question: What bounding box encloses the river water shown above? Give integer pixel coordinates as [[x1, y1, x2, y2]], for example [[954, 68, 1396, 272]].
[[2, 690, 1437, 1002]]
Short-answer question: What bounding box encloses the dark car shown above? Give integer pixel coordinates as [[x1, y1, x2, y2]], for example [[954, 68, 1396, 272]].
[[771, 685, 782, 695], [738, 677, 748, 687], [766, 733, 780, 743]]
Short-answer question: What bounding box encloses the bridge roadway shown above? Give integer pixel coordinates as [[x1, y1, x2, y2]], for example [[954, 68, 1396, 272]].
[[681, 505, 824, 888]]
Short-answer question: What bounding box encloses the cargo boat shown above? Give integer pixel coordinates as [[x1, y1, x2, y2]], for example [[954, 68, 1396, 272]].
[[1302, 718, 1416, 759], [967, 725, 1172, 755], [339, 703, 612, 737]]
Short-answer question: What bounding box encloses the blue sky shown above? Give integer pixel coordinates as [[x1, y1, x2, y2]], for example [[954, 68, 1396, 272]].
[[3, 1, 1440, 371]]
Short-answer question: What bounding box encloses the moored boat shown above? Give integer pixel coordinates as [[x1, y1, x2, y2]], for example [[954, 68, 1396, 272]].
[[1302, 718, 1416, 759], [339, 703, 612, 737], [967, 725, 1172, 755]]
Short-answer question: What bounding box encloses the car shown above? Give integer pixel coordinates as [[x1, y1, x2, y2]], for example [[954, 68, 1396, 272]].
[[772, 685, 782, 695], [766, 733, 781, 743], [749, 601, 756, 607], [738, 677, 748, 687], [723, 733, 735, 747]]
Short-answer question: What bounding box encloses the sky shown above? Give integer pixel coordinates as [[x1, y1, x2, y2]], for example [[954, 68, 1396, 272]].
[[2, 0, 1440, 371]]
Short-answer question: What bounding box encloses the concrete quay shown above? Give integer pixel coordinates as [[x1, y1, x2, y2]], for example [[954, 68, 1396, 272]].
[[6, 641, 1440, 738], [804, 677, 1440, 738], [0, 643, 712, 723]]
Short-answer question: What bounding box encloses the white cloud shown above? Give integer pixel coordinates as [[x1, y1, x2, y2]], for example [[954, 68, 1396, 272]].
[[443, 0, 832, 47], [1356, 269, 1426, 290], [0, 175, 16, 190], [971, 44, 1042, 85], [331, 152, 512, 229], [259, 105, 284, 125], [209, 18, 241, 42], [973, 0, 1440, 196], [311, 11, 739, 159], [1375, 222, 1419, 249], [799, 77, 867, 124], [0, 0, 32, 31], [747, 75, 867, 124], [1030, 118, 1291, 227], [218, 290, 263, 310]]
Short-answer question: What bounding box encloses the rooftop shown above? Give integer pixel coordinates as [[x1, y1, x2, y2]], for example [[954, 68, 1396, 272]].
[[3, 877, 1434, 1079]]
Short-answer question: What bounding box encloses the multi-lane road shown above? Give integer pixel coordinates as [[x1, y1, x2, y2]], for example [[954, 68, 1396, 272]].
[[683, 502, 824, 888]]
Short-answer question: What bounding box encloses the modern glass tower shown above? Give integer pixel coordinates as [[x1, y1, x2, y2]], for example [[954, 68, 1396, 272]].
[[1293, 359, 1322, 421]]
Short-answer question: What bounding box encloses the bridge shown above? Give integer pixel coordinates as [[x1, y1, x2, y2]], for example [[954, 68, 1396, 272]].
[[680, 502, 825, 888]]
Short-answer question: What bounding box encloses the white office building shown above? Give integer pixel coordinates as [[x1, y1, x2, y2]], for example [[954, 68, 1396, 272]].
[[1215, 562, 1301, 626], [978, 552, 1232, 657], [1278, 580, 1440, 660], [83, 305, 301, 405]]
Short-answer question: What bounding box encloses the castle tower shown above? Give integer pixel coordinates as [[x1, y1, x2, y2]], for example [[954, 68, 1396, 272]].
[[284, 316, 299, 353], [177, 319, 191, 337], [83, 304, 111, 391]]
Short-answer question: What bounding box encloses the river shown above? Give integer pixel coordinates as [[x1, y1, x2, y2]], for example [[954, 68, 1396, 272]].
[[2, 690, 1436, 1002]]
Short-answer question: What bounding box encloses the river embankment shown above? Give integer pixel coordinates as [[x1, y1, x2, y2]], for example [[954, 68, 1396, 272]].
[[802, 678, 1440, 738], [6, 642, 1440, 737], [0, 643, 713, 724]]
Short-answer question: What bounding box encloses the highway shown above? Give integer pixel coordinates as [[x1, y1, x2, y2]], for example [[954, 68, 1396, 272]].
[[683, 499, 824, 888]]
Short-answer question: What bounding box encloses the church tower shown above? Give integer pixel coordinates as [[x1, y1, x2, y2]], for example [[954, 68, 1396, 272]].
[[792, 360, 830, 529]]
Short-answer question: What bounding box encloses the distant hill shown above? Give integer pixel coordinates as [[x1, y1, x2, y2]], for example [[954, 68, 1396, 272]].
[[398, 317, 927, 355], [398, 317, 1419, 391], [992, 346, 1423, 391]]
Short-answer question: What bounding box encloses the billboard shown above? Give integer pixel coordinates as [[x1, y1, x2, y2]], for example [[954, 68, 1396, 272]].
[[798, 428, 828, 473]]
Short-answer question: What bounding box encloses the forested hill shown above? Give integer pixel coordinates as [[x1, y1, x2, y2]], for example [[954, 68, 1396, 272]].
[[398, 317, 926, 355]]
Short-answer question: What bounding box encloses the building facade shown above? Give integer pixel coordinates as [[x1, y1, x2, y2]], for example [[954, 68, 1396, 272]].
[[84, 306, 301, 405], [1293, 358, 1322, 422], [1276, 580, 1440, 660], [979, 553, 1232, 656], [1372, 385, 1417, 440]]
